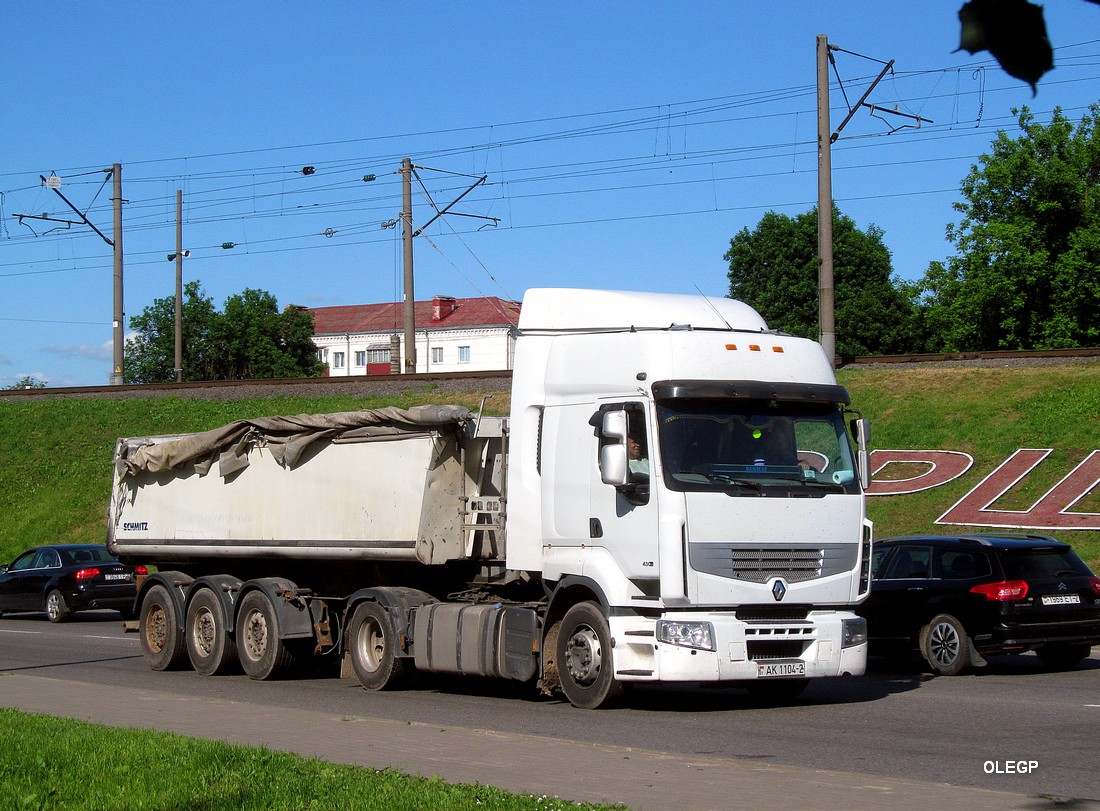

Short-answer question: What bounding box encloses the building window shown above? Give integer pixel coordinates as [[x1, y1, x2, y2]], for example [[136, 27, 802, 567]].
[[333, 351, 345, 369], [458, 345, 471, 363], [431, 347, 443, 364], [354, 351, 366, 367], [366, 347, 390, 364], [315, 349, 324, 362]]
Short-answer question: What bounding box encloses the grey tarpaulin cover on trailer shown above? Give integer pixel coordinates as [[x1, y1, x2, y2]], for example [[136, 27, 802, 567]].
[[114, 405, 472, 480]]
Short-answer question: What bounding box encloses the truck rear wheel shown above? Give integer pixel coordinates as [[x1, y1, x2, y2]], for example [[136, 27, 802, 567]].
[[556, 601, 624, 709], [140, 584, 187, 671], [185, 588, 238, 676], [236, 590, 298, 680], [348, 601, 410, 690]]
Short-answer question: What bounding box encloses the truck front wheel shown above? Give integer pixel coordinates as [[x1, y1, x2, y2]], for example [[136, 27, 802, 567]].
[[556, 602, 624, 709], [185, 588, 238, 676], [139, 584, 187, 671], [236, 591, 297, 680], [347, 601, 410, 690]]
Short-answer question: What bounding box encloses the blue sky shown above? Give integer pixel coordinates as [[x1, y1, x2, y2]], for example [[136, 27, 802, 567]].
[[3, 2, 1099, 387]]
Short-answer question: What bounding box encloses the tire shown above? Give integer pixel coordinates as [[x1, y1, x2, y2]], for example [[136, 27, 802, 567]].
[[185, 588, 239, 676], [555, 601, 624, 709], [347, 601, 411, 690], [235, 590, 297, 680], [45, 589, 71, 623], [746, 679, 810, 703], [139, 584, 188, 671], [1037, 643, 1092, 671], [920, 613, 970, 676]]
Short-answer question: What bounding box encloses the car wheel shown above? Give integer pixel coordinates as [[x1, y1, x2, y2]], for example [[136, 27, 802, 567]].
[[45, 589, 71, 623], [920, 613, 969, 676], [1037, 643, 1092, 671], [555, 601, 624, 709]]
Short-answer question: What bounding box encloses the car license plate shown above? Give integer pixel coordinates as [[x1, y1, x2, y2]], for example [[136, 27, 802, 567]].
[[104, 573, 131, 581], [758, 661, 806, 678], [1041, 594, 1080, 605]]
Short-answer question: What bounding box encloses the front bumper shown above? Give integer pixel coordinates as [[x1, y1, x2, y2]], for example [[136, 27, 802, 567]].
[[609, 610, 867, 683]]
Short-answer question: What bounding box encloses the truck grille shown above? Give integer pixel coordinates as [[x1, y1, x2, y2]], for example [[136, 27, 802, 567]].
[[747, 640, 810, 660], [689, 543, 857, 583]]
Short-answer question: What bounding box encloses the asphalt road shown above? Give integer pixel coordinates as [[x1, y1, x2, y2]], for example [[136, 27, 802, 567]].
[[1, 611, 1098, 805]]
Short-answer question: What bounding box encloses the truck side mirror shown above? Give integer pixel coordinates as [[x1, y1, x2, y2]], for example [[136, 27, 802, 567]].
[[851, 417, 871, 490], [599, 410, 630, 487]]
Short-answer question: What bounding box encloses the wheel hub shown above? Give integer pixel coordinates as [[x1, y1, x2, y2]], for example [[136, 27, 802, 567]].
[[564, 625, 602, 686], [929, 621, 960, 666]]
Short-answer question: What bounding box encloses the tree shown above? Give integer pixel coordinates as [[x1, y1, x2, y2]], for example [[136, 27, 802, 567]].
[[207, 288, 325, 380], [125, 281, 217, 384], [125, 282, 324, 383], [918, 106, 1100, 351], [725, 206, 920, 358], [3, 375, 47, 390]]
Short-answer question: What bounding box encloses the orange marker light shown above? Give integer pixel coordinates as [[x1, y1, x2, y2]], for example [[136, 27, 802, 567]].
[[725, 344, 737, 350], [749, 344, 761, 352]]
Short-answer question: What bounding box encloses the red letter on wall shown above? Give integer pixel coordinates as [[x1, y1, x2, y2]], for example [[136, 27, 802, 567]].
[[937, 449, 1100, 530]]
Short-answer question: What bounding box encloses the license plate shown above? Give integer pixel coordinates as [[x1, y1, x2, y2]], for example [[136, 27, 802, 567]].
[[758, 661, 806, 678], [1041, 594, 1080, 605], [104, 573, 131, 581]]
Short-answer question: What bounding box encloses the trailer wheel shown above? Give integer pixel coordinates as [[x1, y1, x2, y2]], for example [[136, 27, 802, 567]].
[[185, 588, 238, 676], [140, 584, 187, 671], [348, 601, 410, 690], [556, 601, 624, 709], [236, 590, 297, 680]]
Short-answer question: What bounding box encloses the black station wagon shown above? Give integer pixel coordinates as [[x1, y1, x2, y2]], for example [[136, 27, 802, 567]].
[[859, 534, 1100, 675]]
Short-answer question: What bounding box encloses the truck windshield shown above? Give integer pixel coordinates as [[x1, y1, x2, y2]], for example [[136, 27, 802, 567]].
[[656, 398, 859, 496]]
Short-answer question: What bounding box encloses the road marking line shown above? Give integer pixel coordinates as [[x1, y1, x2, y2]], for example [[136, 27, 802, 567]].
[[0, 629, 41, 635]]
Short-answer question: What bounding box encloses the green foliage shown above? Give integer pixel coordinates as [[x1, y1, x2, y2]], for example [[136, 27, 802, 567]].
[[125, 282, 325, 383], [125, 280, 217, 384], [919, 106, 1100, 351], [0, 709, 622, 811], [725, 206, 919, 358], [2, 376, 47, 390]]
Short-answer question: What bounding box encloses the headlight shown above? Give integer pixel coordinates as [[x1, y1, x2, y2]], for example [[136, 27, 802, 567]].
[[656, 620, 716, 651], [842, 617, 867, 648]]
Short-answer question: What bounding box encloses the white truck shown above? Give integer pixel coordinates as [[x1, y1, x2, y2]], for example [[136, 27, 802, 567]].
[[108, 288, 872, 708]]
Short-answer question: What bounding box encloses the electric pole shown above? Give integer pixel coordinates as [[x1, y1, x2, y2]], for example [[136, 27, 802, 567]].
[[816, 35, 835, 368], [400, 157, 416, 374], [110, 164, 125, 385], [174, 190, 183, 383]]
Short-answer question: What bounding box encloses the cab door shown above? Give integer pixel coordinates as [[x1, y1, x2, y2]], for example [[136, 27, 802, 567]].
[[590, 402, 661, 588]]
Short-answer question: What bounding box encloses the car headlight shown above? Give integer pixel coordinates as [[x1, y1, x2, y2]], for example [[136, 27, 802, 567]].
[[842, 617, 867, 648], [656, 620, 716, 651]]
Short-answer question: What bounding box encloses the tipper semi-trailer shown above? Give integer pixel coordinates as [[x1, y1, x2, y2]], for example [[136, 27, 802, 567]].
[[108, 288, 872, 708]]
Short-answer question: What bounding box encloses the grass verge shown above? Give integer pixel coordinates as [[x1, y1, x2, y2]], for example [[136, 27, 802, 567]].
[[0, 708, 622, 811]]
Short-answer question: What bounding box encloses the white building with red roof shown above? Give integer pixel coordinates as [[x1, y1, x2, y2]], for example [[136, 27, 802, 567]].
[[308, 295, 521, 376]]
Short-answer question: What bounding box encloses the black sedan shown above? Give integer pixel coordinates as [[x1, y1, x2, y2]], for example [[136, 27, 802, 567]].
[[859, 534, 1100, 675], [0, 544, 146, 622]]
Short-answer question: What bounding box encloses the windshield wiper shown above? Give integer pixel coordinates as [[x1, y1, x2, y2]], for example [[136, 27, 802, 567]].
[[701, 472, 763, 493]]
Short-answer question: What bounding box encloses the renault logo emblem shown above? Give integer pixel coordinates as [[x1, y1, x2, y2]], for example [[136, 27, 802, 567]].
[[771, 579, 788, 602]]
